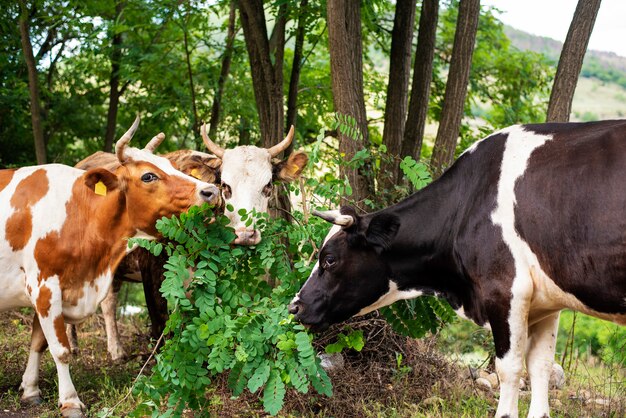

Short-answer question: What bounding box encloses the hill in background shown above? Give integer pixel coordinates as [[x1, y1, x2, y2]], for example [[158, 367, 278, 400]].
[[504, 26, 626, 120]]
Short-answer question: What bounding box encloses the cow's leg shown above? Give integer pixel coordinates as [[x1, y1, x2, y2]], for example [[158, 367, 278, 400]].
[[32, 290, 85, 417], [66, 323, 79, 354], [526, 312, 560, 418], [142, 258, 169, 342], [20, 314, 48, 404], [492, 274, 533, 418], [101, 278, 126, 362]]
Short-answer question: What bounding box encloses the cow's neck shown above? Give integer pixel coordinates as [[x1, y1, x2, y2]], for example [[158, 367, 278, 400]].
[[376, 172, 473, 312]]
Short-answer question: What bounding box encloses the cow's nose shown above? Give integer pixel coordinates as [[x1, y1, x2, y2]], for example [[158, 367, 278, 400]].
[[233, 228, 261, 245], [200, 185, 219, 205], [288, 301, 302, 316]]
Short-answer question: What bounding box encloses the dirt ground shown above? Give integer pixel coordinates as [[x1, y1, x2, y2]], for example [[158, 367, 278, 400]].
[[1, 309, 623, 417]]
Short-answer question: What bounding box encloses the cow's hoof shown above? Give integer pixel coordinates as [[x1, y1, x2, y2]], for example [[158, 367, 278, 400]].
[[61, 407, 85, 418], [21, 395, 43, 406]]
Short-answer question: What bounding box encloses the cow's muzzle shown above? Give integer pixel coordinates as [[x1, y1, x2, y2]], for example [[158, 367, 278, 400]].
[[233, 227, 261, 245], [199, 184, 220, 206]]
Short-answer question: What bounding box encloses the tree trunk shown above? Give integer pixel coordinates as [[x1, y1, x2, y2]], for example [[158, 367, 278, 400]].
[[401, 0, 439, 164], [430, 0, 480, 178], [103, 1, 124, 153], [546, 0, 602, 122], [183, 19, 199, 136], [379, 0, 417, 190], [327, 0, 372, 205], [239, 0, 285, 148], [18, 0, 47, 164], [284, 0, 308, 156], [208, 0, 237, 140]]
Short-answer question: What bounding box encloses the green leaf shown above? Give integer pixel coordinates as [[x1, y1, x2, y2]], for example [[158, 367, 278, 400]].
[[262, 368, 285, 416], [247, 360, 271, 393]]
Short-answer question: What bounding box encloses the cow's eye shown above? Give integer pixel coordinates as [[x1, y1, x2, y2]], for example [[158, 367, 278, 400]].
[[324, 255, 336, 268], [262, 181, 273, 197], [221, 182, 232, 199], [141, 173, 158, 183]]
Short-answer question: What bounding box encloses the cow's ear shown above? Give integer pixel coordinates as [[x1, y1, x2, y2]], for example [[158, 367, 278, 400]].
[[84, 168, 120, 195], [365, 213, 400, 253], [273, 151, 308, 182]]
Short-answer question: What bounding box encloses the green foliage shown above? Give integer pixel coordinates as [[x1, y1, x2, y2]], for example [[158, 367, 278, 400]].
[[399, 156, 432, 190], [557, 311, 626, 367], [129, 204, 333, 416], [325, 329, 365, 354]]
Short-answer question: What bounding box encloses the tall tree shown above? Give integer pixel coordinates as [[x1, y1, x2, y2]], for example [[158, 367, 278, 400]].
[[208, 0, 238, 140], [546, 0, 602, 122], [401, 0, 439, 163], [327, 0, 372, 204], [103, 1, 125, 153], [430, 0, 480, 177], [18, 0, 47, 164], [239, 0, 286, 148], [379, 0, 417, 190], [284, 0, 309, 156]]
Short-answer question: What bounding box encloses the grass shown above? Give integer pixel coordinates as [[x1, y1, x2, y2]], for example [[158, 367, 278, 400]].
[[0, 309, 150, 418], [572, 77, 626, 120], [0, 307, 623, 418]]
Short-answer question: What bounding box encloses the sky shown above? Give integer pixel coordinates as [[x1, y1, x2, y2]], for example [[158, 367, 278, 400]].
[[481, 0, 626, 57]]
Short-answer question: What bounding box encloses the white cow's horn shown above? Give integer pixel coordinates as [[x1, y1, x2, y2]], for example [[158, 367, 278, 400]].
[[268, 125, 295, 157], [115, 116, 141, 162], [313, 209, 355, 227], [144, 132, 165, 153], [201, 123, 225, 158]]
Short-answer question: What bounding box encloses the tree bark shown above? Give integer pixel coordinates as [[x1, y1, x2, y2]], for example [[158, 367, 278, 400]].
[[239, 0, 285, 148], [183, 17, 199, 136], [401, 0, 439, 164], [379, 0, 417, 190], [103, 1, 124, 153], [327, 0, 372, 204], [208, 0, 237, 140], [18, 0, 47, 164], [546, 0, 602, 122], [284, 0, 308, 156], [430, 0, 480, 178]]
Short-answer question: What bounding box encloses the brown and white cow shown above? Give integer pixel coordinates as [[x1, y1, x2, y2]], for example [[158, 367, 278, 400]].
[[290, 120, 626, 418], [71, 123, 308, 361], [0, 119, 219, 417]]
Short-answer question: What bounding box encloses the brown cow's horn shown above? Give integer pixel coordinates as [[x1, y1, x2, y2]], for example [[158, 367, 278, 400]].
[[144, 132, 165, 153], [313, 209, 355, 227], [115, 116, 141, 162], [201, 123, 225, 158], [268, 125, 295, 157]]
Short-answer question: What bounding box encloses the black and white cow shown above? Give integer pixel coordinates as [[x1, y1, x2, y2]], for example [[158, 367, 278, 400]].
[[289, 120, 626, 418]]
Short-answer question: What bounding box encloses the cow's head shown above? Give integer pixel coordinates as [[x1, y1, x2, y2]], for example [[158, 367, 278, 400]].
[[84, 117, 220, 236], [201, 124, 308, 245], [288, 206, 403, 331]]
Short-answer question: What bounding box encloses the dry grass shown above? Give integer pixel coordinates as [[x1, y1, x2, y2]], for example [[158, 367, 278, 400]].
[[0, 309, 623, 418]]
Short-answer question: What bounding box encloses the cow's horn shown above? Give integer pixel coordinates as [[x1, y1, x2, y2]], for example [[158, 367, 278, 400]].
[[115, 116, 141, 162], [268, 125, 294, 157], [144, 132, 165, 153], [313, 210, 355, 227], [201, 123, 225, 158]]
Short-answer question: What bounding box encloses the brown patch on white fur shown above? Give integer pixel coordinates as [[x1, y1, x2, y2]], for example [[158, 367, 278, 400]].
[[5, 169, 49, 250], [53, 315, 71, 353], [0, 168, 16, 193], [36, 285, 52, 317]]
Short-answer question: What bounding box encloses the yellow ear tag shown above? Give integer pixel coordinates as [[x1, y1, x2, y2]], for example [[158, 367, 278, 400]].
[[190, 168, 202, 180], [94, 181, 107, 196], [289, 164, 300, 175]]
